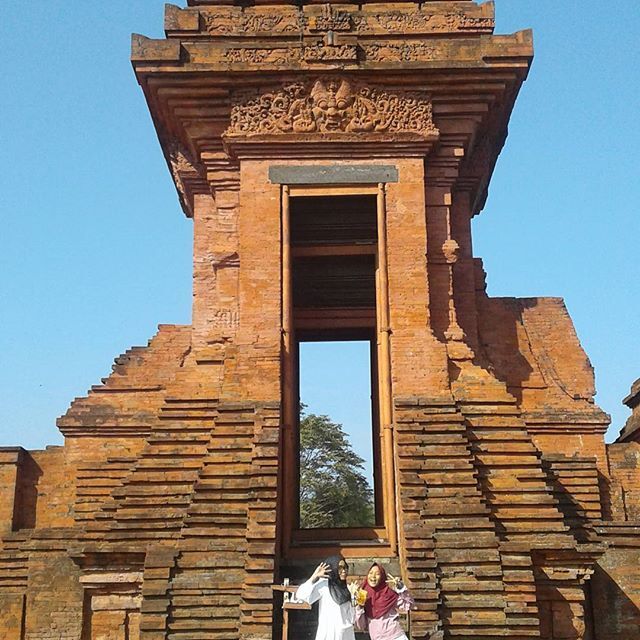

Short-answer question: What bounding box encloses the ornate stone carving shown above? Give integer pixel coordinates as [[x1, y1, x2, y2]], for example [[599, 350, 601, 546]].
[[223, 47, 300, 66], [309, 5, 352, 33], [442, 239, 461, 265], [243, 14, 287, 33], [226, 78, 438, 137], [224, 48, 272, 65], [200, 7, 492, 38], [355, 10, 494, 35], [349, 15, 367, 32], [168, 144, 195, 174], [364, 42, 437, 63], [447, 13, 495, 31], [302, 44, 358, 63], [167, 142, 201, 198], [211, 309, 239, 329], [202, 12, 237, 35], [202, 10, 302, 36], [376, 11, 429, 33], [218, 43, 359, 67]]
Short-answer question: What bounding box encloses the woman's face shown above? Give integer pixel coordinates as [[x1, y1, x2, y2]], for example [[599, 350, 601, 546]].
[[367, 565, 382, 588], [337, 560, 349, 581]]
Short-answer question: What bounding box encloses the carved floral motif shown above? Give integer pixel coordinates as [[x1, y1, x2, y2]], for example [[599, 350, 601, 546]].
[[200, 7, 492, 37], [202, 13, 238, 35], [446, 13, 495, 31], [309, 5, 352, 32], [223, 47, 300, 66], [224, 48, 272, 65], [364, 42, 437, 63], [202, 11, 302, 35], [220, 42, 358, 66], [354, 11, 494, 34], [226, 78, 438, 137], [302, 44, 358, 63], [243, 14, 288, 33]]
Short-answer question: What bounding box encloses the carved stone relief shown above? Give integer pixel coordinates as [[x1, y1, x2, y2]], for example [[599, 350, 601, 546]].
[[211, 309, 239, 330], [222, 47, 299, 66], [359, 10, 494, 34], [202, 10, 302, 36], [364, 42, 437, 63], [200, 7, 493, 37], [309, 5, 352, 33], [224, 48, 272, 65], [226, 78, 438, 137], [217, 41, 440, 67], [167, 142, 201, 199], [442, 239, 461, 265], [302, 44, 358, 63]]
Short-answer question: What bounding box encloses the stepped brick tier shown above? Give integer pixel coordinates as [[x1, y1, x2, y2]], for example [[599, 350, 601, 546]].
[[1, 2, 639, 639]]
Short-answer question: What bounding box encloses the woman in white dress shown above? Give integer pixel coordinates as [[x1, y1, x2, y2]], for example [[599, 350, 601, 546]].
[[295, 555, 356, 640]]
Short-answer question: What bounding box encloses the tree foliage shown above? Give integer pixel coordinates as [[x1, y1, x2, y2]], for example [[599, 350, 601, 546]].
[[299, 408, 374, 529]]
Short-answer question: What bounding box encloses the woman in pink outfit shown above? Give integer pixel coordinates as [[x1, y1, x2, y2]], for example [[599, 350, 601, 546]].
[[355, 563, 414, 640]]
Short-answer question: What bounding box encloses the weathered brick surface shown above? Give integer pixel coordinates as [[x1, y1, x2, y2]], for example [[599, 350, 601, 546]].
[[0, 448, 21, 533], [605, 442, 640, 521], [0, 593, 25, 639], [617, 377, 640, 443], [590, 526, 640, 640], [2, 1, 640, 639], [395, 400, 507, 639], [24, 549, 84, 640], [387, 162, 450, 397]]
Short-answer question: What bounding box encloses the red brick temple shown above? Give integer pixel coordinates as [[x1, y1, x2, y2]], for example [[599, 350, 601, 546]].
[[1, 2, 639, 639]]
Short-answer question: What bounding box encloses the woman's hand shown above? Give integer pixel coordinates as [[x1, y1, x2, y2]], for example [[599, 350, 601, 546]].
[[386, 574, 405, 591], [311, 562, 331, 583]]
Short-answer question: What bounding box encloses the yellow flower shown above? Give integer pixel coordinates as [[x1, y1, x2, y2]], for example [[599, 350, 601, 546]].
[[355, 589, 368, 607]]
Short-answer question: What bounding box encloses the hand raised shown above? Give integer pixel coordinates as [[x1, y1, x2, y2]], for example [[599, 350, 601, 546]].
[[386, 573, 404, 591], [311, 562, 331, 582]]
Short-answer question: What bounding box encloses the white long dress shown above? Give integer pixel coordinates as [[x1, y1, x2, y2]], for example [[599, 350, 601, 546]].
[[295, 578, 356, 640]]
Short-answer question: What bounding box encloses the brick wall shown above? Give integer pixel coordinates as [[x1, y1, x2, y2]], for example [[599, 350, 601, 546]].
[[0, 448, 21, 533], [606, 442, 640, 520]]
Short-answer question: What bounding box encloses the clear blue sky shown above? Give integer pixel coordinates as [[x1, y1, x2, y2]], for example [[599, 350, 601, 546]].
[[1, 2, 638, 452]]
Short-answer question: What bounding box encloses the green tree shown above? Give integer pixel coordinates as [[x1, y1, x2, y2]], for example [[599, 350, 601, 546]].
[[299, 408, 374, 529]]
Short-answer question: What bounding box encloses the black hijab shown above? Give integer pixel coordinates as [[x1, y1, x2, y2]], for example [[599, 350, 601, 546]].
[[325, 555, 351, 605]]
